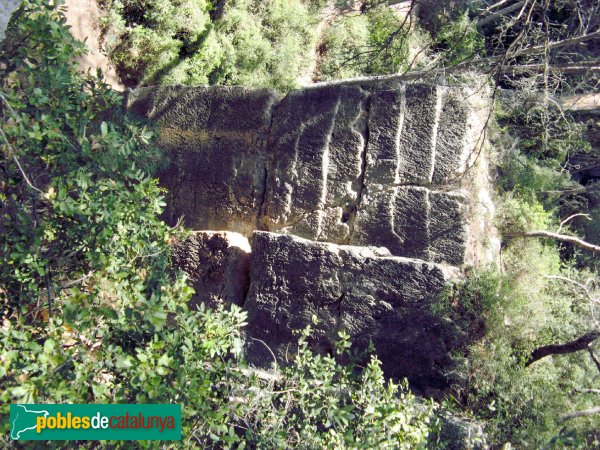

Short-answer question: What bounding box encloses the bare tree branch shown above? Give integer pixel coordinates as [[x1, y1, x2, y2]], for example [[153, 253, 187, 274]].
[[525, 331, 600, 366], [453, 29, 600, 70], [481, 0, 520, 13], [561, 406, 600, 421], [499, 61, 600, 74], [477, 0, 527, 29], [589, 347, 600, 374], [510, 230, 600, 254], [558, 213, 592, 233], [0, 126, 43, 195], [577, 388, 600, 395]]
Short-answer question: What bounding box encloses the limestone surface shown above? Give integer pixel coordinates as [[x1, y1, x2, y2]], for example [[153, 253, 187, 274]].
[[260, 84, 368, 243], [172, 231, 251, 309], [244, 231, 457, 388], [128, 81, 485, 266], [128, 85, 280, 235], [129, 79, 496, 389], [0, 0, 20, 41]]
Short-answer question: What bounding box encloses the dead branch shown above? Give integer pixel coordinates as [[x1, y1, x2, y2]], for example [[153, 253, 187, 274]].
[[498, 62, 600, 74], [589, 347, 600, 374], [0, 126, 43, 195], [558, 213, 592, 233], [477, 0, 527, 29], [445, 29, 600, 73], [525, 330, 600, 366], [561, 406, 600, 421], [481, 0, 518, 14], [577, 388, 600, 395], [510, 230, 600, 254]]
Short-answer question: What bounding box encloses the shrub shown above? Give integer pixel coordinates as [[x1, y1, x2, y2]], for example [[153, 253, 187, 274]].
[[316, 4, 413, 81], [437, 84, 600, 445], [433, 12, 484, 66], [446, 249, 599, 447], [315, 13, 370, 80], [102, 0, 318, 91]]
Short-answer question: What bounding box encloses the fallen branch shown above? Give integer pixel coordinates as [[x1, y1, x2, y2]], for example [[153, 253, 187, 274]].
[[558, 214, 592, 233], [0, 126, 43, 194], [578, 388, 600, 395], [561, 406, 600, 421], [511, 230, 600, 255], [477, 0, 527, 28], [498, 62, 600, 74], [0, 92, 44, 194], [484, 29, 600, 63], [589, 347, 600, 374], [526, 331, 600, 366]]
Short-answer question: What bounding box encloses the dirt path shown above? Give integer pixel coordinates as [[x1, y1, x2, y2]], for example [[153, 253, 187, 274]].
[[64, 0, 124, 91], [297, 0, 340, 86]]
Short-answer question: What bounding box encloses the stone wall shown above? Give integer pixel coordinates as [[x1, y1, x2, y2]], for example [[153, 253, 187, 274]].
[[127, 79, 497, 391]]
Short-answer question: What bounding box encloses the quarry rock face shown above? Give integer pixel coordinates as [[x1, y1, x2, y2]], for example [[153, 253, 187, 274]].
[[0, 0, 21, 41], [128, 86, 280, 236], [245, 231, 458, 390], [128, 79, 495, 391], [171, 231, 251, 309]]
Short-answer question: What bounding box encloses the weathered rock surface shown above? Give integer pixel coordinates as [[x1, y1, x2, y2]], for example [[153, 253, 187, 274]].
[[244, 231, 459, 389], [172, 231, 251, 309], [128, 80, 492, 267], [0, 0, 20, 41], [129, 79, 497, 390], [351, 187, 468, 265], [260, 84, 368, 243], [128, 85, 280, 235]]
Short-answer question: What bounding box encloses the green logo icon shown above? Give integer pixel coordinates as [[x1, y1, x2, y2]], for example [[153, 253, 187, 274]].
[[10, 404, 181, 441], [11, 405, 50, 440]]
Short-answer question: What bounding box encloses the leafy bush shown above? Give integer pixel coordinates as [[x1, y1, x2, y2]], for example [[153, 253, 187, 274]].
[[102, 0, 318, 91], [315, 12, 370, 80], [433, 12, 484, 66], [0, 2, 434, 447], [316, 4, 414, 81], [444, 245, 600, 447], [442, 91, 600, 446]]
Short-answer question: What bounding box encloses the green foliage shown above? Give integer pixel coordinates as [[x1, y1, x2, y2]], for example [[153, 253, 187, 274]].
[[316, 5, 413, 81], [446, 245, 599, 447], [213, 0, 317, 91], [432, 269, 502, 336], [0, 2, 434, 447], [497, 195, 554, 234], [363, 6, 411, 75], [102, 0, 317, 91], [233, 325, 433, 449], [492, 94, 590, 222], [497, 94, 592, 161], [316, 13, 370, 80], [433, 12, 484, 66], [440, 80, 600, 446]]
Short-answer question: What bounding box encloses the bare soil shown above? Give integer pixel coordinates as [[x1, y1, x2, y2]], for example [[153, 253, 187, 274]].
[[64, 0, 124, 91]]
